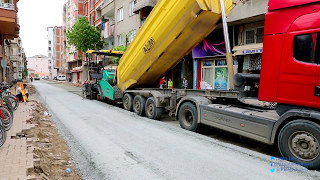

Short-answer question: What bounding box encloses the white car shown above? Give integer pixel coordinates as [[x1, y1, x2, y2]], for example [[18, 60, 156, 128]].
[[57, 75, 67, 81]]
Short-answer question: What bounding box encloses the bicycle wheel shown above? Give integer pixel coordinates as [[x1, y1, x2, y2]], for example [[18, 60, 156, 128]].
[[0, 107, 13, 131], [6, 95, 19, 111], [0, 123, 6, 147], [2, 98, 13, 118]]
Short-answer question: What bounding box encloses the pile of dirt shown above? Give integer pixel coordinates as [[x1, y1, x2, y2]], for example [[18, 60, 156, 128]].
[[26, 83, 37, 95], [26, 94, 81, 179]]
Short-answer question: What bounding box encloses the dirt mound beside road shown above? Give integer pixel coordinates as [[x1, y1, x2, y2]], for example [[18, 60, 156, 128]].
[[26, 89, 82, 179]]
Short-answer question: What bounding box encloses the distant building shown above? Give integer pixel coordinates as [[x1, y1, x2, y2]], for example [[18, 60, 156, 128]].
[[27, 55, 50, 77], [47, 26, 65, 76]]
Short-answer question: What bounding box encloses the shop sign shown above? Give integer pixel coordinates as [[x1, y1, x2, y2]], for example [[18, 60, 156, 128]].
[[240, 48, 263, 55]]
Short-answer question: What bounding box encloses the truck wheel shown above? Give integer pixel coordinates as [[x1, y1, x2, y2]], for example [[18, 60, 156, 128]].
[[278, 120, 320, 170], [133, 95, 146, 116], [145, 97, 163, 120], [123, 93, 133, 111], [178, 102, 198, 132]]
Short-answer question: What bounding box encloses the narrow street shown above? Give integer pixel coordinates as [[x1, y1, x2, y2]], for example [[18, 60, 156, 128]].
[[32, 80, 320, 180]]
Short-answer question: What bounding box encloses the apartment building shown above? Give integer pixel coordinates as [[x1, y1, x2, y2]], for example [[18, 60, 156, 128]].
[[47, 27, 56, 79], [0, 0, 20, 82], [47, 26, 65, 78], [27, 55, 50, 77], [6, 37, 25, 81], [64, 0, 86, 82]]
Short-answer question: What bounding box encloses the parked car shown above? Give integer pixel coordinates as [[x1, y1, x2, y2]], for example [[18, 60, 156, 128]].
[[34, 74, 40, 80], [43, 76, 49, 80], [57, 75, 66, 81]]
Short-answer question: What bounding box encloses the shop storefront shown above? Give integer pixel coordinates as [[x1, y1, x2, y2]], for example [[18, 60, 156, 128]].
[[233, 43, 263, 73], [194, 58, 238, 90], [192, 29, 237, 90]]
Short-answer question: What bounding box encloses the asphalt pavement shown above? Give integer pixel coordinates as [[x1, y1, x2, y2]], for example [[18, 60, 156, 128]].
[[33, 80, 320, 180]]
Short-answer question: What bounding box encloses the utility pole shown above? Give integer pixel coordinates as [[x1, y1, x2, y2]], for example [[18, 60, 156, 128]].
[[219, 0, 234, 90]]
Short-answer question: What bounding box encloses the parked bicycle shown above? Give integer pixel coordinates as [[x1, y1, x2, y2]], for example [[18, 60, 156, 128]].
[[0, 118, 6, 147]]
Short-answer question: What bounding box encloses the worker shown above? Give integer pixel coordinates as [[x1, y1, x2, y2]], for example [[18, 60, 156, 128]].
[[15, 84, 29, 101], [183, 77, 188, 89], [160, 77, 166, 88], [168, 78, 173, 89]]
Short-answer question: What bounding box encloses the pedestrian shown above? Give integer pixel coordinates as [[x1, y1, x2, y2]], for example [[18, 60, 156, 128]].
[[183, 77, 188, 89], [30, 76, 33, 82], [159, 77, 166, 89], [168, 78, 173, 89]]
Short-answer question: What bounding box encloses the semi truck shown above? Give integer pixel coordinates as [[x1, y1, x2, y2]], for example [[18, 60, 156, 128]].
[[86, 0, 320, 169]]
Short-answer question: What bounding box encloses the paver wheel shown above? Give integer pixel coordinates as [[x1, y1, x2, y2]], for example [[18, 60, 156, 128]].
[[133, 95, 146, 116], [145, 97, 162, 120], [278, 120, 320, 170], [123, 93, 133, 111], [178, 102, 198, 132]]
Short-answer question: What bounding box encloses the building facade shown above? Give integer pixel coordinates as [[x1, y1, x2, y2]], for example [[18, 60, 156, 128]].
[[64, 0, 85, 83], [6, 37, 25, 81], [0, 0, 20, 82], [193, 0, 268, 90], [47, 26, 65, 78], [47, 27, 57, 79], [27, 55, 50, 77]]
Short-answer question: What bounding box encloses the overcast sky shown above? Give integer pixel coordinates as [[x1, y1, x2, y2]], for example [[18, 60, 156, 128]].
[[18, 0, 67, 57]]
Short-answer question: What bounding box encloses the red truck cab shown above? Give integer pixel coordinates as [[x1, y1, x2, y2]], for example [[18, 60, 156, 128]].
[[259, 0, 320, 109]]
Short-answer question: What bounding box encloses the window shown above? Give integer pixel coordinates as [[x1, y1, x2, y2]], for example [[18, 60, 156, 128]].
[[128, 30, 137, 43], [129, 1, 136, 16], [48, 47, 51, 51], [244, 27, 264, 45], [91, 0, 94, 10], [294, 32, 320, 64], [118, 7, 123, 22], [118, 34, 123, 45], [48, 41, 51, 45], [256, 28, 264, 43], [91, 15, 94, 26], [245, 30, 255, 44]]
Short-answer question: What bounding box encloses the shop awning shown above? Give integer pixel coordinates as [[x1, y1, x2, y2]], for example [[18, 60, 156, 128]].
[[233, 43, 263, 56], [70, 67, 82, 73], [133, 0, 156, 14]]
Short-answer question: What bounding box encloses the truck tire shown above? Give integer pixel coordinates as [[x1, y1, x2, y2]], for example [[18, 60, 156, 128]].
[[123, 93, 133, 111], [145, 97, 163, 120], [278, 120, 320, 170], [0, 124, 6, 147], [178, 102, 198, 132], [133, 95, 146, 116]]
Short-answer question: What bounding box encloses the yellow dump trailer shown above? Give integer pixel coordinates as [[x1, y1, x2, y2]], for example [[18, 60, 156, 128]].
[[117, 0, 233, 91]]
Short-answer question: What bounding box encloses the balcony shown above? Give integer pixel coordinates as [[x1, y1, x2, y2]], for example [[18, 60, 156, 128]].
[[101, 0, 114, 17], [0, 2, 15, 10], [0, 1, 18, 39]]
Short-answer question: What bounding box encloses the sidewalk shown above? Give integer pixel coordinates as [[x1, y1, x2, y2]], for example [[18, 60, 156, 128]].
[[0, 102, 37, 180]]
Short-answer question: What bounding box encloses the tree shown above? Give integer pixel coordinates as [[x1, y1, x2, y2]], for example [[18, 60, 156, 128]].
[[22, 58, 28, 78], [66, 17, 104, 54], [111, 45, 127, 65]]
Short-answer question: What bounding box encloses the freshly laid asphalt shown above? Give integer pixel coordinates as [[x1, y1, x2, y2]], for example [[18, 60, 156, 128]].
[[33, 80, 320, 180]]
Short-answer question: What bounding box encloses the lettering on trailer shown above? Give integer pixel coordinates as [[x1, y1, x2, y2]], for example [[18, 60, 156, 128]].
[[143, 37, 155, 54], [241, 48, 263, 55]]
